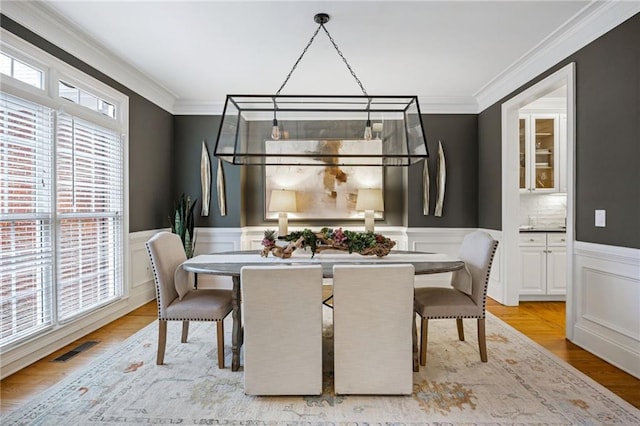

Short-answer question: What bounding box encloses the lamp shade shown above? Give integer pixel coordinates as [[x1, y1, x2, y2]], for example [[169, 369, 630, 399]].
[[355, 188, 384, 212], [268, 190, 297, 213]]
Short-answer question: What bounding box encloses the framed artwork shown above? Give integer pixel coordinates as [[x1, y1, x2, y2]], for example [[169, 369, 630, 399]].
[[264, 139, 384, 221]]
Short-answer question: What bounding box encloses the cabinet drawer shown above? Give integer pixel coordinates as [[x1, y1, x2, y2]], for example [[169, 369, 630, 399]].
[[547, 233, 567, 246], [519, 234, 546, 246]]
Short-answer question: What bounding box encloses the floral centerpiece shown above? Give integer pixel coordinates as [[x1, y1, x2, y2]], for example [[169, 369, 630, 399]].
[[260, 227, 395, 258]]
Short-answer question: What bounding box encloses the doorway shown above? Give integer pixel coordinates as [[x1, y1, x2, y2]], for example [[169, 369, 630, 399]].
[[500, 63, 576, 340]]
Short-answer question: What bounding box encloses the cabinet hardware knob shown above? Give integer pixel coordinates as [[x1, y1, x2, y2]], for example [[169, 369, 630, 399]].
[[561, 238, 565, 242], [530, 238, 535, 242]]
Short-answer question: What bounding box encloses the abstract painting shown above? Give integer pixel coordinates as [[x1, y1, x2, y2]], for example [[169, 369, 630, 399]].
[[264, 139, 384, 220]]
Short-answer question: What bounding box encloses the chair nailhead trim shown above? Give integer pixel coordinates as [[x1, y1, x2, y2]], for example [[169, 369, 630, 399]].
[[417, 239, 499, 321]]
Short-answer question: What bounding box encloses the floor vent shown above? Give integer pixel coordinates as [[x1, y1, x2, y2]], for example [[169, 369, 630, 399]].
[[52, 341, 99, 362]]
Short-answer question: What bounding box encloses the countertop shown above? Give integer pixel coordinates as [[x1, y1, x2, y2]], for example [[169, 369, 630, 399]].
[[519, 226, 566, 233]]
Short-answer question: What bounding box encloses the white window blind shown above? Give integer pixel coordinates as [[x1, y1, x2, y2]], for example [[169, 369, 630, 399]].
[[0, 92, 54, 346], [56, 113, 123, 322]]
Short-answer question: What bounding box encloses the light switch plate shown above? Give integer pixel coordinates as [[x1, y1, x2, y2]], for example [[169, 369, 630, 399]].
[[595, 209, 606, 227]]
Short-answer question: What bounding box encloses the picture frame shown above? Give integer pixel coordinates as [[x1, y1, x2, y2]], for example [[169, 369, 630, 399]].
[[264, 139, 384, 221]]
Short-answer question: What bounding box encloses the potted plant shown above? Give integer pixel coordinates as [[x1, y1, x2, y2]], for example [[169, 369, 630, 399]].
[[170, 193, 197, 258]]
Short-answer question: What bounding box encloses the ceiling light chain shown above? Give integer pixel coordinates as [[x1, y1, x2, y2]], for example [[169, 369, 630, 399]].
[[214, 13, 429, 167], [275, 13, 368, 98]]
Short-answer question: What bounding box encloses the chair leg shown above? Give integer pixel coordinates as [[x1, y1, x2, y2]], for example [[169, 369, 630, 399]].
[[420, 317, 428, 366], [478, 318, 488, 362], [456, 318, 465, 341], [157, 320, 167, 365], [181, 321, 189, 343], [216, 320, 225, 368]]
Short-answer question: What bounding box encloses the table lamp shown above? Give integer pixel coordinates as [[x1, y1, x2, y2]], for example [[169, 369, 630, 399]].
[[269, 189, 297, 236], [355, 188, 384, 233]]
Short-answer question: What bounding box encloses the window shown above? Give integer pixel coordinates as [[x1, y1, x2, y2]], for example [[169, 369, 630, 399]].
[[0, 32, 127, 349], [59, 81, 116, 119], [0, 93, 53, 344], [0, 52, 44, 89]]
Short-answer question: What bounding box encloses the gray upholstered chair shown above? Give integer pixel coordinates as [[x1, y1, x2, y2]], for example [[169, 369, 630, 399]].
[[414, 231, 498, 366], [241, 265, 323, 395], [333, 264, 415, 395], [145, 231, 232, 367]]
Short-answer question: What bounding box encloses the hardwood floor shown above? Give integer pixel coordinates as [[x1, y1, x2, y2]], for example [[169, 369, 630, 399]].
[[1, 299, 639, 414]]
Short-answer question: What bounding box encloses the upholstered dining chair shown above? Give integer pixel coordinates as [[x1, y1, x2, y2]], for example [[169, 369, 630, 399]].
[[241, 265, 323, 395], [145, 231, 232, 367], [333, 264, 415, 395], [414, 231, 498, 366]]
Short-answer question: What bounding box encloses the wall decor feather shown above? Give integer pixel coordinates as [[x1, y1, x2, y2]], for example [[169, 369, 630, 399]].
[[422, 158, 430, 215], [200, 140, 211, 216], [216, 158, 227, 216], [434, 140, 446, 217]]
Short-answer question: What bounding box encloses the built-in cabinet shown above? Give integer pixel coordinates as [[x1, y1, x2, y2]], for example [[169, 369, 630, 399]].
[[519, 232, 567, 298], [519, 114, 566, 193]]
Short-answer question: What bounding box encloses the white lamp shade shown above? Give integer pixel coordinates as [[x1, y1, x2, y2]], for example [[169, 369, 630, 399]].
[[269, 190, 297, 213], [355, 188, 384, 212]]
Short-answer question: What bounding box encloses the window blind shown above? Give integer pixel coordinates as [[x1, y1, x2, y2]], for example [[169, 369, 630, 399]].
[[55, 113, 123, 322], [0, 92, 54, 346]]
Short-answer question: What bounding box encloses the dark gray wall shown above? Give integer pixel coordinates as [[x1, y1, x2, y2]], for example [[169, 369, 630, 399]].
[[173, 116, 242, 227], [477, 105, 502, 230], [175, 114, 477, 229], [478, 13, 639, 249], [408, 114, 479, 227], [1, 15, 174, 232]]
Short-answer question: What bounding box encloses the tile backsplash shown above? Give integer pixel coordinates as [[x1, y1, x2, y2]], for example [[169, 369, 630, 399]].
[[520, 193, 567, 228]]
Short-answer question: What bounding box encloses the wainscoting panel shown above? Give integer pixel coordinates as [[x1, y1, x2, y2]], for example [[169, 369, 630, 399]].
[[129, 230, 157, 289], [407, 228, 467, 288], [242, 226, 409, 252], [573, 242, 640, 378], [188, 227, 244, 289]]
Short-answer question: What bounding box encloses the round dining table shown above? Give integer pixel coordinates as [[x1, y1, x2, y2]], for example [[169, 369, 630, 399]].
[[182, 250, 465, 372]]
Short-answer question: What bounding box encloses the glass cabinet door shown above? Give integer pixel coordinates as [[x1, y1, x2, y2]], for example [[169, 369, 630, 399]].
[[520, 114, 559, 192], [533, 117, 555, 189], [519, 118, 527, 189]]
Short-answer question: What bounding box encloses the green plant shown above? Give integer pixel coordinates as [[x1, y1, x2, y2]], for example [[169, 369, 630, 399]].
[[170, 193, 197, 258]]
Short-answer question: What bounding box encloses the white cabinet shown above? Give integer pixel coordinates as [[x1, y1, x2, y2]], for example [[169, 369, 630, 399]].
[[519, 114, 562, 193], [519, 233, 567, 298]]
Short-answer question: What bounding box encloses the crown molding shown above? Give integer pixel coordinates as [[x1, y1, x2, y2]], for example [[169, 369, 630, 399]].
[[475, 0, 640, 112], [417, 97, 479, 114], [173, 97, 479, 116], [0, 1, 178, 113], [173, 100, 227, 115]]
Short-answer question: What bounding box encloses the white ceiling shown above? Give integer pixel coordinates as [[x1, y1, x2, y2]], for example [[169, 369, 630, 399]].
[[5, 1, 636, 113]]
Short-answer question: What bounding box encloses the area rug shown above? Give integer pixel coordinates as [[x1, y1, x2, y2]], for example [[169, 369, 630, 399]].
[[2, 308, 639, 425]]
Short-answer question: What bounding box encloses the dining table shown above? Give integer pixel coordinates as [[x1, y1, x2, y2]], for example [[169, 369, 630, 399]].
[[181, 249, 466, 372]]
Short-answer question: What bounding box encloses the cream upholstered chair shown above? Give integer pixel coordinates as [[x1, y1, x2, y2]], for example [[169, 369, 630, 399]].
[[333, 264, 415, 395], [145, 232, 232, 367], [241, 265, 323, 395], [414, 231, 498, 366]]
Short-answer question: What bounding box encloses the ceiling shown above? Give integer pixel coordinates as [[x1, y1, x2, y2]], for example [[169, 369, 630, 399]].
[[4, 1, 617, 113]]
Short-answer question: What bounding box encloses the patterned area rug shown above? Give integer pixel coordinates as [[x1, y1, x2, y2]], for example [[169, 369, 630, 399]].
[[3, 309, 639, 425]]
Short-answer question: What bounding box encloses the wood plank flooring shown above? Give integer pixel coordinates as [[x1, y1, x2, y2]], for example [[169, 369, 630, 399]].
[[1, 299, 638, 414]]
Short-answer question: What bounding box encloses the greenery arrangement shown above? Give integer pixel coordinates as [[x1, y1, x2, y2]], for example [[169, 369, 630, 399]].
[[261, 227, 395, 258], [170, 193, 197, 258]]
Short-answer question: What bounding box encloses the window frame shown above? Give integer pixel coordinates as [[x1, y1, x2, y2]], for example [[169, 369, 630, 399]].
[[0, 28, 130, 351]]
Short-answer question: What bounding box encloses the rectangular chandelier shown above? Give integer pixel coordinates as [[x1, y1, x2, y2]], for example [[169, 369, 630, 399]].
[[213, 94, 428, 167]]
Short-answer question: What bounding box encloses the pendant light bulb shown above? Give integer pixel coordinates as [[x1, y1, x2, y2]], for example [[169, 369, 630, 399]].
[[364, 119, 372, 140], [271, 118, 280, 141]]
